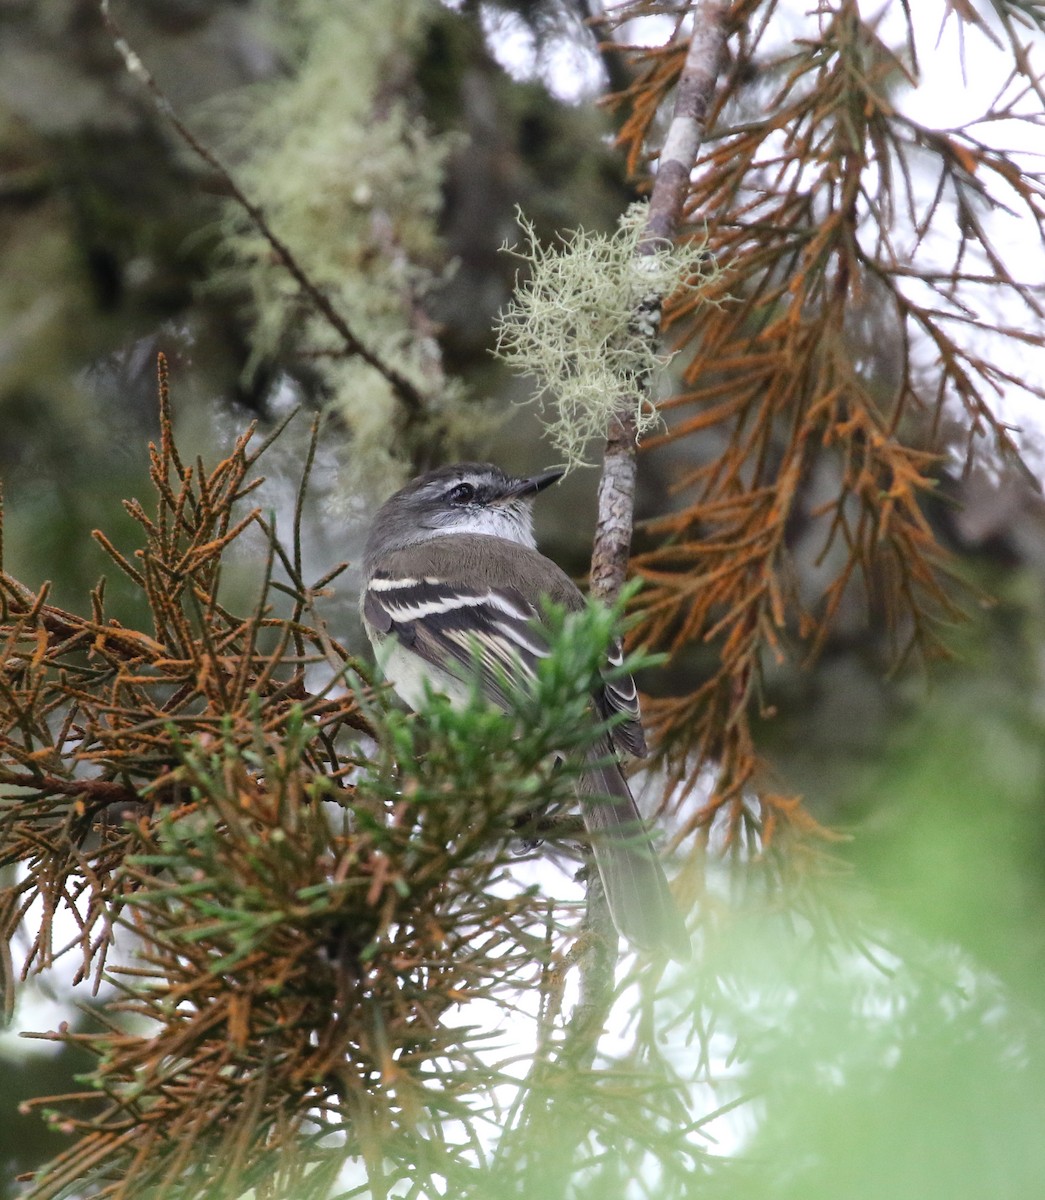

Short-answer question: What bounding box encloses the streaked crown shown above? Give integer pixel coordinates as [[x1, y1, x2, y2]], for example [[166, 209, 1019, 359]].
[[364, 462, 563, 571]]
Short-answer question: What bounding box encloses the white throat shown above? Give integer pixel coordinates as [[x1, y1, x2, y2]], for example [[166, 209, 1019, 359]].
[[425, 507, 537, 549]]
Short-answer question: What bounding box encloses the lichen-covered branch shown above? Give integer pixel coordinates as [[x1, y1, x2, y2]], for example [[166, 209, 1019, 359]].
[[561, 0, 730, 1125], [590, 1, 730, 603], [98, 0, 429, 425]]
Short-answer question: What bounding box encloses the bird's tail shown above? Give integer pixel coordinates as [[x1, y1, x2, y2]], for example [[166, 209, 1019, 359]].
[[579, 748, 690, 961]]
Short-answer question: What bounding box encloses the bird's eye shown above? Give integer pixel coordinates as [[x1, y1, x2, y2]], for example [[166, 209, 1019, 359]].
[[447, 482, 475, 505]]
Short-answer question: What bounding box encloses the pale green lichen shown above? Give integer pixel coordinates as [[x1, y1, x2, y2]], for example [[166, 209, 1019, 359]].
[[495, 202, 715, 469], [212, 0, 464, 494]]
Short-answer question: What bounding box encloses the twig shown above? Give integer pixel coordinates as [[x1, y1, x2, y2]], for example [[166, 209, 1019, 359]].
[[0, 770, 140, 808], [489, 877, 617, 1198], [560, 873, 618, 1072], [577, 0, 635, 97], [97, 0, 428, 423]]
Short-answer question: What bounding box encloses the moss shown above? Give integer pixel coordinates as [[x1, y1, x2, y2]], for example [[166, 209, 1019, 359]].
[[213, 0, 461, 492]]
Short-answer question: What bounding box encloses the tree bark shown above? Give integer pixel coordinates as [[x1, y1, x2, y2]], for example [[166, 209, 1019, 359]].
[[589, 1, 730, 603]]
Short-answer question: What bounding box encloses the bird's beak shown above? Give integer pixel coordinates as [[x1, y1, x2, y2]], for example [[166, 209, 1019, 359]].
[[508, 468, 565, 499]]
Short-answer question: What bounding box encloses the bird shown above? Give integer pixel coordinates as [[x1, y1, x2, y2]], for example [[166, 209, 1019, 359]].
[[360, 461, 689, 961]]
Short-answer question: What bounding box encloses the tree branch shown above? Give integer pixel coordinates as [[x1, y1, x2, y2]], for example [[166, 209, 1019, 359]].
[[590, 1, 730, 604], [576, 0, 635, 98], [572, 0, 730, 1093], [0, 770, 140, 808], [98, 0, 428, 424]]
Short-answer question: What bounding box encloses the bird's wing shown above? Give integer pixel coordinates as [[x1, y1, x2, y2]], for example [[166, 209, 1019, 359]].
[[364, 572, 548, 709], [598, 639, 648, 759], [365, 567, 647, 756]]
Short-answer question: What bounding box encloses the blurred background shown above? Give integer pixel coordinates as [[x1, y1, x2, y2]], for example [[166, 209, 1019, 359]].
[[3, 1, 1045, 1196]]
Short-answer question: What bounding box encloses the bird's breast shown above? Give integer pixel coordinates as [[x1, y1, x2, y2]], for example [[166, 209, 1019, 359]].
[[369, 629, 477, 713]]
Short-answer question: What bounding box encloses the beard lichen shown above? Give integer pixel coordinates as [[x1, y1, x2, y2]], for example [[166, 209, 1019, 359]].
[[495, 202, 715, 469]]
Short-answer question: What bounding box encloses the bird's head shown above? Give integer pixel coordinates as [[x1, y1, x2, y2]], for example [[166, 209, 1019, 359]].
[[364, 462, 564, 568]]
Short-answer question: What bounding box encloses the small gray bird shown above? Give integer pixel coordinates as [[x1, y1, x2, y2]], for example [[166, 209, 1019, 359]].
[[361, 462, 689, 960]]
